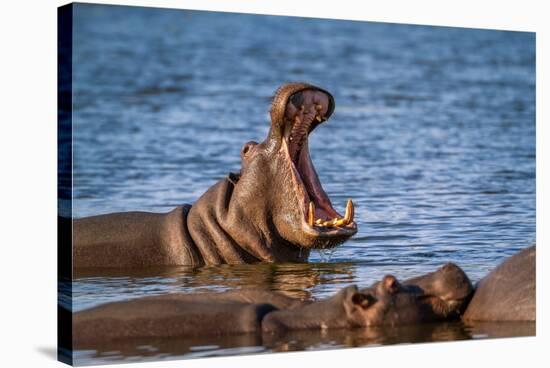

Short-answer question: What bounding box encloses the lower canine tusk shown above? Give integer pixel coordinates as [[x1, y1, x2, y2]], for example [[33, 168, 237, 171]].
[[333, 218, 346, 226], [344, 199, 354, 224], [308, 201, 315, 226]]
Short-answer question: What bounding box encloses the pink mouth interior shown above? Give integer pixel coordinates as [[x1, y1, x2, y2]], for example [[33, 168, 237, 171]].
[[283, 88, 344, 224], [296, 140, 340, 221]]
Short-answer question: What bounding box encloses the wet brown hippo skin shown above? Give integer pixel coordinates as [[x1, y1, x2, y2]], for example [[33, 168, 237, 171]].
[[262, 286, 365, 334], [74, 269, 470, 343], [402, 262, 474, 319], [74, 287, 332, 344], [355, 274, 465, 326], [74, 82, 357, 268], [74, 299, 276, 345], [73, 289, 304, 344], [74, 206, 201, 268], [463, 246, 535, 321], [262, 271, 467, 334]]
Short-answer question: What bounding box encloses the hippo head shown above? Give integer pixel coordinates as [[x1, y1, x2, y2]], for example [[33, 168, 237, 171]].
[[344, 276, 429, 327], [263, 268, 474, 335], [403, 263, 474, 318], [263, 281, 436, 334], [351, 268, 474, 326], [236, 83, 357, 248], [188, 82, 357, 264]]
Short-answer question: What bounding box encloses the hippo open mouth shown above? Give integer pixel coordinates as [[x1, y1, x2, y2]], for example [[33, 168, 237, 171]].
[[281, 88, 357, 240]]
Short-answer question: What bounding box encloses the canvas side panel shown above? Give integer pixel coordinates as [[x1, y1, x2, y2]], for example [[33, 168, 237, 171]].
[[58, 3, 73, 366]]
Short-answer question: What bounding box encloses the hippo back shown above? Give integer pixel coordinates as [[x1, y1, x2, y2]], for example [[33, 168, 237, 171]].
[[463, 246, 535, 321], [74, 296, 278, 345]]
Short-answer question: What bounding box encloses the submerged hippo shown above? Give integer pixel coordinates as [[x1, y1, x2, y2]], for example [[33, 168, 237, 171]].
[[265, 266, 473, 334], [74, 299, 274, 345], [463, 246, 535, 321], [74, 289, 309, 345], [74, 83, 357, 268], [74, 266, 472, 344], [403, 262, 474, 319]]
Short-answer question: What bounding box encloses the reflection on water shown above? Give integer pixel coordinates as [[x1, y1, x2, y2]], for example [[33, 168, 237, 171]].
[[73, 321, 535, 365], [68, 3, 535, 364], [72, 262, 357, 311]]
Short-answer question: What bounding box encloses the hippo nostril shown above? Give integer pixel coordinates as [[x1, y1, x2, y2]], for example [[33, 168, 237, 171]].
[[289, 91, 304, 109], [241, 141, 258, 159]]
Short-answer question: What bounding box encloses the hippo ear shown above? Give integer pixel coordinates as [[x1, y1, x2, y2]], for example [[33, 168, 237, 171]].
[[351, 292, 375, 309], [382, 275, 401, 294]]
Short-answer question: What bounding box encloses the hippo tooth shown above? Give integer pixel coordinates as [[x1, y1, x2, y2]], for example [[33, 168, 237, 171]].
[[344, 199, 354, 224], [333, 218, 346, 226], [308, 201, 315, 227]]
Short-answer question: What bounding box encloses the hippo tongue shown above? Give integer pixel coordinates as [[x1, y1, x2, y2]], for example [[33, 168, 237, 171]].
[[296, 139, 340, 220]]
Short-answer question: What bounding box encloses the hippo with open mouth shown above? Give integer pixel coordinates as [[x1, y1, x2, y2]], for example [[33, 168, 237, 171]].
[[73, 82, 357, 268]]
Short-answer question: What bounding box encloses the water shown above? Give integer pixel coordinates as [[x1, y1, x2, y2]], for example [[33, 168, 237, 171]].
[[68, 4, 536, 364]]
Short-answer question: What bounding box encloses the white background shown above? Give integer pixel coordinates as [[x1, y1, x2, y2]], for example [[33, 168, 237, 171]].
[[0, 0, 547, 367]]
